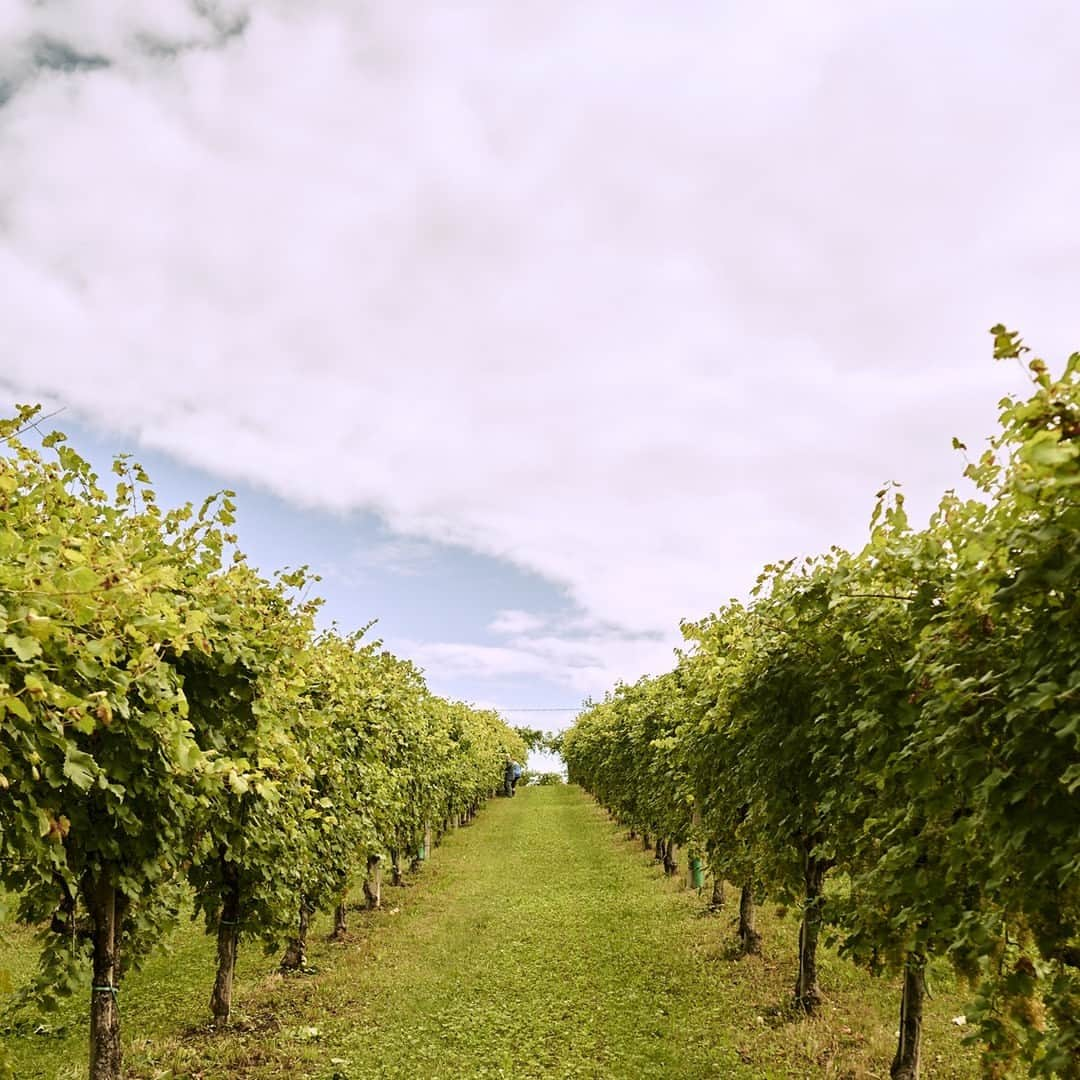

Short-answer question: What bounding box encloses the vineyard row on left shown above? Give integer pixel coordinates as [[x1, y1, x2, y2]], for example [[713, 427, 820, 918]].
[[0, 406, 528, 1080]]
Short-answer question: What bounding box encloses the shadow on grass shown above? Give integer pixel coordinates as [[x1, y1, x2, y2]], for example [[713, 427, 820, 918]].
[[758, 998, 817, 1030]]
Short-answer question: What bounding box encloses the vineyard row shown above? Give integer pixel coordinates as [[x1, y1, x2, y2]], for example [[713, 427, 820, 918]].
[[562, 329, 1080, 1080], [0, 407, 527, 1080]]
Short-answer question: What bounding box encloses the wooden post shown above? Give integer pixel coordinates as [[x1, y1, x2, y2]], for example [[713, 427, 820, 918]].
[[88, 875, 121, 1080]]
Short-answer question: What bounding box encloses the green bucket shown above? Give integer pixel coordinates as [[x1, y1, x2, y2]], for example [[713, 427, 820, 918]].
[[690, 857, 704, 890]]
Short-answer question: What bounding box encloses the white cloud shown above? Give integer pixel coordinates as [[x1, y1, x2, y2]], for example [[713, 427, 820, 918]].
[[313, 538, 436, 594], [2, 0, 1078, 673], [404, 629, 672, 700], [411, 610, 674, 709], [355, 537, 436, 577], [489, 610, 548, 636]]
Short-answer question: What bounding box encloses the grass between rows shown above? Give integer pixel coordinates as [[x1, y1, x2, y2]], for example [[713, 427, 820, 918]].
[[3, 785, 982, 1079]]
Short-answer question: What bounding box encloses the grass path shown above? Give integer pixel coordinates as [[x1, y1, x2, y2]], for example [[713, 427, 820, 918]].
[[3, 785, 980, 1079], [295, 783, 758, 1080]]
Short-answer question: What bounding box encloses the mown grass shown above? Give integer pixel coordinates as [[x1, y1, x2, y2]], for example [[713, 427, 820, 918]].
[[2, 786, 982, 1079], [0, 887, 313, 1079]]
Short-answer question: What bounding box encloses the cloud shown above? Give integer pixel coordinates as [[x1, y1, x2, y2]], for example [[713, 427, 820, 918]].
[[409, 611, 670, 708], [2, 0, 1079, 665], [489, 610, 548, 636], [354, 537, 437, 577], [403, 629, 673, 699]]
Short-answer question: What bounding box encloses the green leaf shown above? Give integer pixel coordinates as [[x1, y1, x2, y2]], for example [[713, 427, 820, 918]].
[[4, 634, 42, 661], [227, 770, 250, 795], [63, 748, 98, 791], [66, 565, 101, 592], [2, 695, 32, 722]]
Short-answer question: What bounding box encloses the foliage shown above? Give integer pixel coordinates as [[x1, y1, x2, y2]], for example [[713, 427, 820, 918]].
[[3, 786, 983, 1078], [0, 407, 524, 1073], [524, 771, 564, 786], [512, 725, 546, 752], [0, 414, 230, 1009], [564, 331, 1080, 1076]]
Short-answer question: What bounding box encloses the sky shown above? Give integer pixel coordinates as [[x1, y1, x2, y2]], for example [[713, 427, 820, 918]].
[[2, 2, 1079, 765], [34, 419, 589, 768]]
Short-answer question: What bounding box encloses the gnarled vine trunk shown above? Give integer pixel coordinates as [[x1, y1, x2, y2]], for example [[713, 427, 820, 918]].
[[794, 847, 828, 1012], [280, 901, 311, 969], [390, 847, 403, 887], [663, 840, 677, 877], [738, 882, 762, 954], [362, 853, 382, 910], [710, 875, 726, 910], [88, 874, 121, 1080], [890, 953, 926, 1080], [654, 837, 663, 863], [329, 897, 348, 941], [209, 864, 241, 1026], [642, 833, 651, 851]]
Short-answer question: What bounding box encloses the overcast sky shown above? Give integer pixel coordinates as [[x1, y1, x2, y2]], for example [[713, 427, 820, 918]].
[[2, 2, 1078, 746]]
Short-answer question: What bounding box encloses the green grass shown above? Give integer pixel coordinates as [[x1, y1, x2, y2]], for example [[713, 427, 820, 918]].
[[2, 786, 981, 1079], [1, 888, 295, 1079]]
